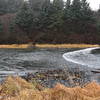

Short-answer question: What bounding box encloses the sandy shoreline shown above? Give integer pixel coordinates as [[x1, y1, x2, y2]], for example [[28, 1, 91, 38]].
[[0, 44, 98, 48]]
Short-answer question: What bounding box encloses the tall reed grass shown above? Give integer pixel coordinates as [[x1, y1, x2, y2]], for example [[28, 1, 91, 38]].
[[0, 76, 100, 100]]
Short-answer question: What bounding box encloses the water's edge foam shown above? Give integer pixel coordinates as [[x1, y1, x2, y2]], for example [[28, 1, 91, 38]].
[[63, 47, 100, 68]]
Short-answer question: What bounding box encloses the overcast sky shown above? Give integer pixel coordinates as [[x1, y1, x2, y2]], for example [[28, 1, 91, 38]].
[[63, 0, 100, 10], [88, 0, 100, 10]]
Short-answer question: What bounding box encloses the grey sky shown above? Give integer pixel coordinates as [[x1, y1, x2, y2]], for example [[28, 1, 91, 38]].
[[88, 0, 100, 10], [64, 0, 100, 10]]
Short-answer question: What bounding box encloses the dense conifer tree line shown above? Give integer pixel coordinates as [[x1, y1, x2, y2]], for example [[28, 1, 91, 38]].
[[0, 0, 100, 44]]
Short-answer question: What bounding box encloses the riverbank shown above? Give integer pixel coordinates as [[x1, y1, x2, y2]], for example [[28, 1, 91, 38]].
[[0, 44, 99, 100], [0, 75, 100, 100], [0, 44, 98, 48], [35, 44, 99, 48], [23, 68, 91, 88], [0, 68, 99, 100]]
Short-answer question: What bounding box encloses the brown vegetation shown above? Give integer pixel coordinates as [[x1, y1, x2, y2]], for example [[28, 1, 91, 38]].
[[0, 14, 29, 44], [0, 76, 100, 100]]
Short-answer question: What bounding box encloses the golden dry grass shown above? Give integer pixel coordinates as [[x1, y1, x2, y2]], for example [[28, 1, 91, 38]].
[[0, 44, 98, 48], [0, 76, 100, 100], [35, 44, 99, 48], [0, 44, 30, 48]]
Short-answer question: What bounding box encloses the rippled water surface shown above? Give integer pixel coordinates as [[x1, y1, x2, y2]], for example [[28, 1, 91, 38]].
[[0, 47, 100, 82], [0, 48, 80, 81], [63, 47, 100, 69]]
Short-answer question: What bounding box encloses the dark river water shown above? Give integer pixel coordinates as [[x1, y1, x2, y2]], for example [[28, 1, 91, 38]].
[[0, 48, 79, 81], [0, 47, 100, 82]]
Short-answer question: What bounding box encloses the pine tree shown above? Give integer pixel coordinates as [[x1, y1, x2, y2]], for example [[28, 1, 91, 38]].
[[71, 0, 82, 19], [37, 0, 52, 29], [38, 0, 64, 33], [63, 0, 72, 33], [15, 1, 34, 42], [80, 0, 95, 33], [65, 0, 71, 9], [6, 0, 24, 13], [42, 0, 51, 13], [0, 0, 7, 15], [0, 20, 3, 33], [64, 0, 71, 18], [81, 0, 94, 21], [29, 0, 46, 17], [46, 0, 64, 30], [0, 0, 24, 14], [53, 0, 64, 11]]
